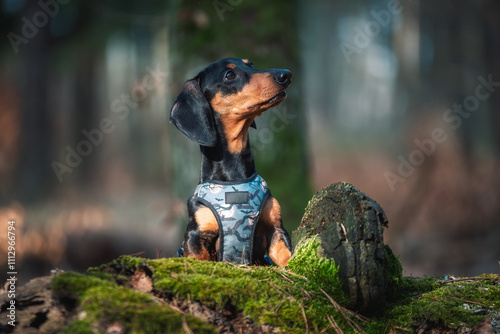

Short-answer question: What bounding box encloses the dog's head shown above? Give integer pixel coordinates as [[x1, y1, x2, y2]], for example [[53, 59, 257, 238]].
[[170, 58, 292, 149]]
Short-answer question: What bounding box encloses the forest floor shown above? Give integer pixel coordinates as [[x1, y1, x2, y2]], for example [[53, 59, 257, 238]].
[[1, 255, 499, 334]]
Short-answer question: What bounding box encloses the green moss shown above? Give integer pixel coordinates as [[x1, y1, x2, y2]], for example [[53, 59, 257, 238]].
[[287, 235, 347, 304], [364, 275, 500, 332], [116, 256, 355, 332], [53, 270, 216, 334], [80, 285, 214, 334], [59, 320, 94, 334], [54, 255, 499, 333], [384, 244, 404, 301], [52, 271, 115, 299], [384, 245, 403, 286], [150, 258, 311, 332]]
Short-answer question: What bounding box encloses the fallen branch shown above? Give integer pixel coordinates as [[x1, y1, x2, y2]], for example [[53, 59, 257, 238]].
[[319, 287, 368, 334], [327, 314, 344, 334]]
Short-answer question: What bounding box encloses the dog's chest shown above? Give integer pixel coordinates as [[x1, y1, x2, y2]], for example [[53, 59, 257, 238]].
[[194, 174, 270, 264]]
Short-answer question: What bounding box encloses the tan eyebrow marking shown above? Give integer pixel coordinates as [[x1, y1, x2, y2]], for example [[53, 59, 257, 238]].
[[242, 59, 249, 64], [226, 63, 236, 69]]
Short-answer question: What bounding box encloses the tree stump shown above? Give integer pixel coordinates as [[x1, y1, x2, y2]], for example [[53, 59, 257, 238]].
[[292, 182, 391, 312]]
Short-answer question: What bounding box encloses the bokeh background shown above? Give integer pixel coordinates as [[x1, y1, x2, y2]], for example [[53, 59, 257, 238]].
[[1, 0, 499, 284]]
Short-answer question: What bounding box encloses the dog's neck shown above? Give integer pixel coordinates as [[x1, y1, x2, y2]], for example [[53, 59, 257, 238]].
[[199, 118, 256, 183]]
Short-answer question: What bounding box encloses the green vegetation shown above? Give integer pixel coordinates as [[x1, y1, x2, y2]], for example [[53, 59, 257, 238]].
[[59, 320, 95, 334], [52, 249, 499, 333], [151, 260, 316, 331], [384, 245, 403, 288], [365, 274, 500, 332], [52, 270, 217, 334], [287, 235, 347, 304]]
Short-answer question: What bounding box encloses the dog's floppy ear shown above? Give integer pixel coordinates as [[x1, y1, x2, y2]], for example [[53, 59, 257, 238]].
[[170, 79, 217, 147]]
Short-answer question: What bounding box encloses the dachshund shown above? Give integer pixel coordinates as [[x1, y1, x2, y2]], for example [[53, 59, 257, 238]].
[[170, 58, 292, 267]]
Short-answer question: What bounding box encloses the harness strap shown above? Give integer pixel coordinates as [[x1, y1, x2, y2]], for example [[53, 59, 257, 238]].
[[194, 173, 270, 264]]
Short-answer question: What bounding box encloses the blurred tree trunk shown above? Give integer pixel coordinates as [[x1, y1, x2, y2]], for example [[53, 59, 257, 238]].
[[424, 0, 499, 162], [16, 0, 53, 203], [425, 1, 473, 157], [482, 0, 500, 158], [74, 54, 100, 185]]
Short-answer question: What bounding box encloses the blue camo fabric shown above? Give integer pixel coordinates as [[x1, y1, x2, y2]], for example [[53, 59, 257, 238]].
[[194, 173, 270, 264]]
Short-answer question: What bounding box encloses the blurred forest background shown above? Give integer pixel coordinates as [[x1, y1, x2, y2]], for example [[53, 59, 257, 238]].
[[0, 0, 499, 284]]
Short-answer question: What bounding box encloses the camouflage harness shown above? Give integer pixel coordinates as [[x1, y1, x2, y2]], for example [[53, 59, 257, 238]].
[[194, 173, 270, 264]]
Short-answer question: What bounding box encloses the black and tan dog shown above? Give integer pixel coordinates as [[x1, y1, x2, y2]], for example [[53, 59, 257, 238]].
[[170, 58, 292, 267]]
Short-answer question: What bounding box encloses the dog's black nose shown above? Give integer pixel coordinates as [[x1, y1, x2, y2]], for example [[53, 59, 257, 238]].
[[274, 70, 292, 87]]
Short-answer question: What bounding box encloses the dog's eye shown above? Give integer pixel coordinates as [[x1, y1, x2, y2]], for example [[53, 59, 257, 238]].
[[248, 62, 254, 68], [225, 71, 236, 80]]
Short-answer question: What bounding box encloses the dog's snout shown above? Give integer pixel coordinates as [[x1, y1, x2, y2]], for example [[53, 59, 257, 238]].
[[274, 70, 292, 87]]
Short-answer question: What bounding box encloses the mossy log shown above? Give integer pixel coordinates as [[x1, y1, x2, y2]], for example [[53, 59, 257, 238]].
[[1, 257, 499, 333], [292, 182, 391, 313]]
